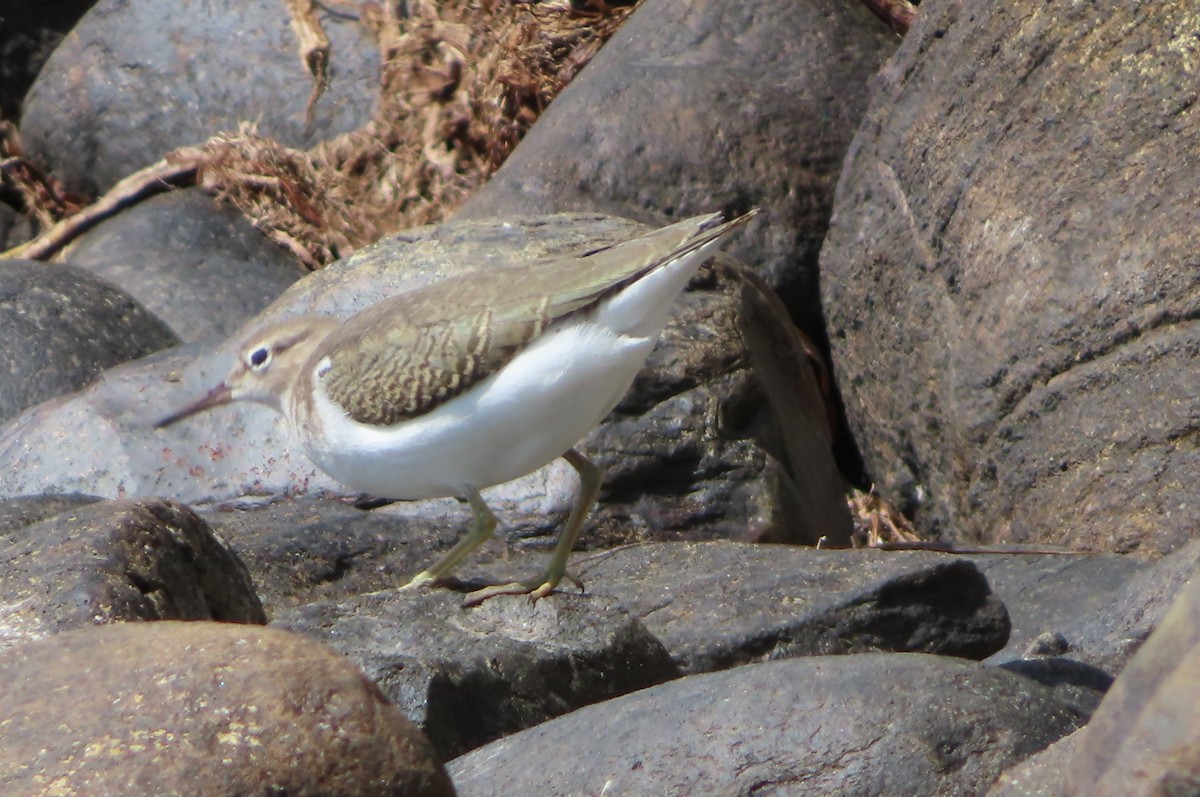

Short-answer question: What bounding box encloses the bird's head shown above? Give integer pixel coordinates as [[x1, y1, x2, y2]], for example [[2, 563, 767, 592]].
[[156, 315, 338, 427]]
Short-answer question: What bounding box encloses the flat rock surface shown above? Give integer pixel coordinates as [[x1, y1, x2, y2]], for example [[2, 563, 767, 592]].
[[1057, 538, 1200, 674], [0, 493, 102, 536], [449, 653, 1087, 797], [275, 589, 679, 760], [204, 498, 461, 614], [821, 0, 1200, 554], [0, 621, 454, 797], [0, 498, 264, 652], [210, 504, 1010, 675], [970, 552, 1147, 663], [577, 543, 1012, 671]]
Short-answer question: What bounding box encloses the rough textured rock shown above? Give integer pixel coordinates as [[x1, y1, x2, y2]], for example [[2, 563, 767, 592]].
[[458, 0, 897, 337], [65, 188, 307, 342], [821, 0, 1200, 554], [216, 500, 1008, 656], [203, 498, 450, 614], [212, 503, 1007, 670], [0, 215, 818, 553], [275, 589, 680, 760], [1067, 569, 1200, 796], [0, 498, 264, 651], [449, 654, 1087, 797], [0, 622, 455, 797], [19, 0, 379, 195], [578, 543, 1011, 671], [0, 259, 178, 424]]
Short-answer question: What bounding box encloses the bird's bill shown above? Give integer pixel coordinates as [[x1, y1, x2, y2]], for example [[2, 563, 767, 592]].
[[155, 383, 235, 428]]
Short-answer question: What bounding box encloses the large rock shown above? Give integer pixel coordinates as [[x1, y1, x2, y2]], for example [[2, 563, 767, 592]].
[[0, 622, 455, 796], [449, 654, 1087, 796], [577, 542, 1011, 670], [64, 188, 307, 342], [0, 259, 178, 424], [276, 589, 680, 760], [20, 0, 379, 195], [459, 0, 897, 336], [821, 1, 1200, 554], [0, 498, 265, 651]]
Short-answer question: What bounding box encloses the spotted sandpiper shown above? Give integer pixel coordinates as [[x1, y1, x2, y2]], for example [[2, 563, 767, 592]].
[[158, 210, 757, 604]]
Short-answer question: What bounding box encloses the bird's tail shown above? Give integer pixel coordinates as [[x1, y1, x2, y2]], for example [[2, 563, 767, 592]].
[[597, 209, 757, 338]]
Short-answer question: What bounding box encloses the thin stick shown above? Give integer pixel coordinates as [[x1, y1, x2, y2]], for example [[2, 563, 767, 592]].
[[2, 151, 202, 261]]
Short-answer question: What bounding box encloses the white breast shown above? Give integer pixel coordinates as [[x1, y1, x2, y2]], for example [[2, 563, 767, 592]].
[[291, 317, 655, 500]]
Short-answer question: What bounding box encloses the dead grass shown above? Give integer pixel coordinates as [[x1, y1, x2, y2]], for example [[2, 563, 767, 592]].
[[848, 487, 924, 547], [2, 0, 636, 266], [193, 0, 636, 268]]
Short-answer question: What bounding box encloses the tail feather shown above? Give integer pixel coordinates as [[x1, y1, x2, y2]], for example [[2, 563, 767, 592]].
[[597, 210, 757, 338]]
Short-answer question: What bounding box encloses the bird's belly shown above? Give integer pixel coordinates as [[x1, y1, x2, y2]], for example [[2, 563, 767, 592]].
[[295, 320, 655, 499]]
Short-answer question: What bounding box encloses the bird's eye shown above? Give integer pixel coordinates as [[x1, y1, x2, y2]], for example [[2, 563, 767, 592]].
[[248, 347, 270, 370]]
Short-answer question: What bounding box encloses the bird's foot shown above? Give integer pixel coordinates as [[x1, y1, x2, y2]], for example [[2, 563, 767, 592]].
[[461, 570, 584, 608], [399, 570, 439, 591]]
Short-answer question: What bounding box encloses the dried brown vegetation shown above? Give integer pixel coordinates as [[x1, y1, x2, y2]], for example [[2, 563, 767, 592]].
[[3, 0, 636, 265]]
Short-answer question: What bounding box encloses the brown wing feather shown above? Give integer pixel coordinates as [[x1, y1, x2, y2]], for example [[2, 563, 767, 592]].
[[313, 211, 749, 427], [317, 290, 552, 426]]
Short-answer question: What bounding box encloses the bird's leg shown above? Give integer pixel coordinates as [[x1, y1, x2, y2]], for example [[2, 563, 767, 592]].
[[540, 448, 602, 593], [463, 447, 602, 606], [402, 489, 497, 589]]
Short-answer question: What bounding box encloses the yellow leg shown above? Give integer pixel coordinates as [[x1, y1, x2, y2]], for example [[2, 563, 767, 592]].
[[463, 448, 602, 606], [402, 489, 497, 589]]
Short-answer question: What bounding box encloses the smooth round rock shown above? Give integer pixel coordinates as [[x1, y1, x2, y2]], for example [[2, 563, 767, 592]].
[[0, 622, 455, 797], [65, 188, 307, 342], [0, 258, 178, 423], [20, 0, 379, 194], [450, 653, 1086, 797], [458, 0, 898, 335]]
